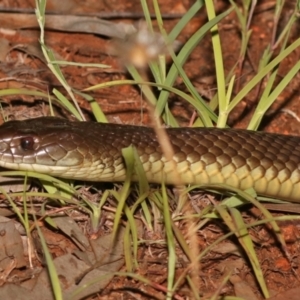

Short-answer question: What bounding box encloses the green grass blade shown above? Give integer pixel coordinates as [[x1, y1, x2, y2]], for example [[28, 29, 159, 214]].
[[229, 207, 269, 298], [161, 183, 176, 299], [228, 37, 300, 111]]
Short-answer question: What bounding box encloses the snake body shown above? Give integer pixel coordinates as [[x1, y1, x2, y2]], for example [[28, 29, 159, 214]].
[[0, 117, 299, 201]]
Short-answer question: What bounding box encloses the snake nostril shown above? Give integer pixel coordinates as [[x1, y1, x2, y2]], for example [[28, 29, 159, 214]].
[[20, 137, 35, 151]]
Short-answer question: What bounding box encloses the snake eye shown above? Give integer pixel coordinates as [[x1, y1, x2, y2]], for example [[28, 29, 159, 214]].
[[20, 137, 35, 151]]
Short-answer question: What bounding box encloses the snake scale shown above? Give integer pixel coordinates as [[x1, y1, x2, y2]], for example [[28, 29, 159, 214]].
[[0, 117, 299, 202]]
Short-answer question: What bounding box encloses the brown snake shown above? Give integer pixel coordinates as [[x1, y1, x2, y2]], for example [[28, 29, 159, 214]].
[[0, 117, 299, 202]]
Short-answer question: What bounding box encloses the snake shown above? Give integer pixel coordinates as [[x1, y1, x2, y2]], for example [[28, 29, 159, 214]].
[[0, 117, 299, 202]]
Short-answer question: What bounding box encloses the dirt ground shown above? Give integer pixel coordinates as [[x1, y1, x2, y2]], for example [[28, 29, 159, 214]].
[[0, 0, 300, 299]]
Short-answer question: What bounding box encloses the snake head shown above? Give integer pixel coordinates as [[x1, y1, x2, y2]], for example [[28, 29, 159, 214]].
[[0, 117, 128, 181], [0, 117, 88, 175]]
